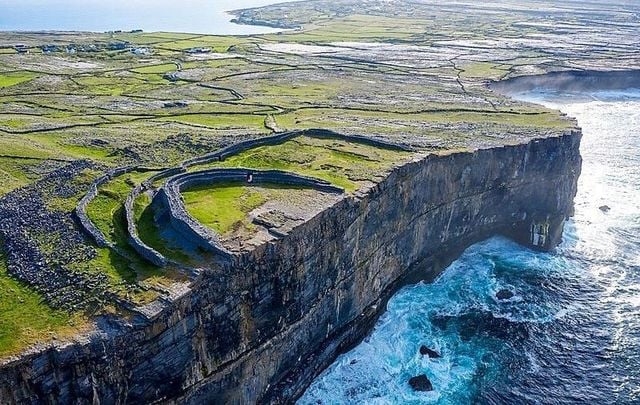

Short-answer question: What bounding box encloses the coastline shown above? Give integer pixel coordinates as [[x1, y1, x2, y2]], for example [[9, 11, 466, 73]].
[[0, 0, 299, 35], [1, 0, 639, 400]]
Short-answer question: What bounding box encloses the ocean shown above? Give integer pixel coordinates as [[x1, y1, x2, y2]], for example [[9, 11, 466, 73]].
[[0, 0, 296, 35], [300, 90, 640, 404]]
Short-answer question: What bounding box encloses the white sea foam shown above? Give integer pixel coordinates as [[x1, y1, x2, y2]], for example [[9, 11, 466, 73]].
[[300, 92, 640, 404]]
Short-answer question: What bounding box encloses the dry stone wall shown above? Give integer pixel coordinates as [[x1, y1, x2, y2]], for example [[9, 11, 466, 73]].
[[71, 129, 412, 268], [74, 166, 135, 249], [153, 168, 344, 258]]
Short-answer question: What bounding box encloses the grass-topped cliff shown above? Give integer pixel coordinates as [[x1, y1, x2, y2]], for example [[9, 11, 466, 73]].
[[0, 0, 638, 359]]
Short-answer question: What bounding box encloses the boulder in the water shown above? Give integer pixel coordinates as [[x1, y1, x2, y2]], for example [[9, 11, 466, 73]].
[[419, 345, 441, 358], [496, 288, 514, 300], [408, 374, 433, 392], [599, 205, 611, 213]]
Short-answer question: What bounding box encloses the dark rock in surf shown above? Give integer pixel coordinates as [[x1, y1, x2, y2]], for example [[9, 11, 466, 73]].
[[419, 345, 441, 358], [433, 311, 530, 341], [496, 289, 514, 300], [409, 374, 433, 392]]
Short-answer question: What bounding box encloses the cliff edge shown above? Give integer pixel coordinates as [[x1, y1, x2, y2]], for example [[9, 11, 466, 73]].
[[0, 129, 582, 403]]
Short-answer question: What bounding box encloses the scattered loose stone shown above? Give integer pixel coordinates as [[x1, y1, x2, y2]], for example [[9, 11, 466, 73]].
[[408, 374, 433, 392]]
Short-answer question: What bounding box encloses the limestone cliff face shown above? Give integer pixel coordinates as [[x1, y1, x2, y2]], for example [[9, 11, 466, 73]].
[[0, 131, 581, 404]]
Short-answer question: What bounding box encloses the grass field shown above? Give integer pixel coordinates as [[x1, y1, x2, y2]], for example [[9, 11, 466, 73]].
[[0, 252, 90, 358], [135, 194, 193, 264], [0, 72, 36, 88], [160, 113, 269, 130], [0, 0, 585, 357], [183, 183, 268, 235], [206, 136, 412, 192]]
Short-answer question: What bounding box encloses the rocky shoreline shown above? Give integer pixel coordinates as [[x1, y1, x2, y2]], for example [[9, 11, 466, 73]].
[[490, 69, 640, 95]]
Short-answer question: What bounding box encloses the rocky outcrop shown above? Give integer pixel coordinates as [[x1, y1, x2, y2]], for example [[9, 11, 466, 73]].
[[490, 69, 640, 94], [408, 374, 433, 392], [420, 345, 440, 358], [0, 130, 581, 404], [496, 288, 515, 300]]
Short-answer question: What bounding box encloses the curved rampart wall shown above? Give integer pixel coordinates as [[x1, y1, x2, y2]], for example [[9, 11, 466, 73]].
[[118, 130, 409, 267], [154, 168, 344, 258], [180, 129, 412, 169], [74, 129, 417, 267], [304, 128, 414, 152], [73, 166, 135, 248], [123, 185, 168, 267]]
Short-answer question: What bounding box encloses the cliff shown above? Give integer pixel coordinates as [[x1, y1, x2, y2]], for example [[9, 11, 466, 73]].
[[0, 130, 581, 403], [490, 69, 640, 94]]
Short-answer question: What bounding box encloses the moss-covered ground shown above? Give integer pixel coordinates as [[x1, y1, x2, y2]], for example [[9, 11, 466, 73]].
[[0, 252, 90, 358], [183, 183, 268, 236]]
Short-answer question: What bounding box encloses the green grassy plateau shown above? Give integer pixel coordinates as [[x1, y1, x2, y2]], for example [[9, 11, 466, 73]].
[[1, 0, 627, 357]]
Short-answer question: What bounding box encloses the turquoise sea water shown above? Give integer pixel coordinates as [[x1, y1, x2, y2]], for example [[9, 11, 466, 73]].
[[0, 0, 295, 34], [300, 90, 640, 404]]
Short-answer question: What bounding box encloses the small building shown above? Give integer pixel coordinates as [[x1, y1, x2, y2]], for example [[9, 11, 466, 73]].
[[14, 44, 29, 53], [107, 41, 130, 51], [68, 44, 99, 53], [163, 72, 179, 82], [184, 47, 212, 54], [131, 47, 152, 56], [40, 44, 61, 53], [163, 101, 188, 108]]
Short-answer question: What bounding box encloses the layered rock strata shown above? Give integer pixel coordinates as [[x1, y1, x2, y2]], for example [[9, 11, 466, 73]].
[[0, 130, 581, 403]]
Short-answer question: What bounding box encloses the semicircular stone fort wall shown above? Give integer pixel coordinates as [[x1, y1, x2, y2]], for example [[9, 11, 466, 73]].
[[153, 168, 344, 258]]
